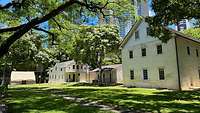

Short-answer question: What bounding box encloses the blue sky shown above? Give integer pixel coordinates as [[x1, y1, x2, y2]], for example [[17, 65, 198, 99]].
[[0, 0, 154, 25], [0, 0, 193, 29], [0, 0, 10, 5]]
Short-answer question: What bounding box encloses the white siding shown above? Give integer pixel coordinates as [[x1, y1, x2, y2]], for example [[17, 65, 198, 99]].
[[122, 21, 179, 90], [176, 37, 200, 90]]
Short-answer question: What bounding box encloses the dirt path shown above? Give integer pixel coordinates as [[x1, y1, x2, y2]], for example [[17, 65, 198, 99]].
[[58, 94, 136, 113]]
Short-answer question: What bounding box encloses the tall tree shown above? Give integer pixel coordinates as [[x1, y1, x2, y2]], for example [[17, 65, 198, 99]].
[[71, 25, 121, 69], [0, 0, 135, 58], [146, 0, 200, 42]]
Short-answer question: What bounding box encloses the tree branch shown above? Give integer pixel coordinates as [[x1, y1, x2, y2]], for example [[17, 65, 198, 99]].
[[0, 0, 76, 58], [0, 0, 110, 58], [0, 0, 25, 10], [33, 27, 57, 45], [0, 3, 13, 10], [0, 24, 25, 33], [52, 18, 63, 31], [33, 27, 54, 36]]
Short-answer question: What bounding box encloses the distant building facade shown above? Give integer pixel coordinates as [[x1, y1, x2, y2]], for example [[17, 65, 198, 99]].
[[48, 60, 89, 83], [89, 64, 123, 84]]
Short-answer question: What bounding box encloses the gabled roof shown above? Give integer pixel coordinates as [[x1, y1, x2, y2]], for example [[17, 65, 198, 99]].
[[55, 60, 75, 68], [120, 17, 200, 48], [167, 28, 200, 44], [120, 18, 143, 48]]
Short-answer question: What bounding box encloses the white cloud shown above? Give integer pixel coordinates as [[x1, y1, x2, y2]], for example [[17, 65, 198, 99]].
[[149, 10, 155, 16]]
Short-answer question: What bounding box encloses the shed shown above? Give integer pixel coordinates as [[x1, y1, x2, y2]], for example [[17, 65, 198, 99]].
[[11, 71, 36, 84]]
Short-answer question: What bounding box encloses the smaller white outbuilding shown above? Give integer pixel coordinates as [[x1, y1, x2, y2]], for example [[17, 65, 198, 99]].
[[11, 71, 36, 84], [89, 64, 123, 84]]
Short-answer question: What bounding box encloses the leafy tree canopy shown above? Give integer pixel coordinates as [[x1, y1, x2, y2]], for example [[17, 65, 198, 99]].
[[182, 28, 200, 39], [0, 0, 135, 57], [146, 0, 200, 42], [0, 32, 55, 71], [71, 25, 121, 69]]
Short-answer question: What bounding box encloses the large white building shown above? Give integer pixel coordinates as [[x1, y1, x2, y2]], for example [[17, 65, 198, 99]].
[[120, 0, 200, 90], [48, 60, 89, 83]]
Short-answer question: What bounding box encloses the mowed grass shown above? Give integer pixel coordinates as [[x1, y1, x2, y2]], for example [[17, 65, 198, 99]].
[[7, 83, 200, 113]]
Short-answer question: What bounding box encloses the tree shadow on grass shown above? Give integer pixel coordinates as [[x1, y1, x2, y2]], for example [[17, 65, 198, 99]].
[[7, 88, 112, 113], [52, 88, 200, 113], [7, 85, 200, 113], [71, 82, 122, 87]]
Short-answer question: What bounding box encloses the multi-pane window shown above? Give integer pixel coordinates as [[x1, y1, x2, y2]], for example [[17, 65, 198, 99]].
[[143, 69, 148, 80], [159, 68, 165, 80], [135, 31, 140, 40], [142, 48, 146, 56], [187, 47, 190, 55], [196, 49, 199, 57], [129, 51, 133, 59], [157, 45, 162, 54], [61, 68, 62, 71], [130, 70, 134, 80], [73, 65, 75, 69]]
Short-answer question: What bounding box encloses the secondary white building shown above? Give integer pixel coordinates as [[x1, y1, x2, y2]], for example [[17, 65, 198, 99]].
[[89, 64, 123, 84], [48, 60, 89, 83]]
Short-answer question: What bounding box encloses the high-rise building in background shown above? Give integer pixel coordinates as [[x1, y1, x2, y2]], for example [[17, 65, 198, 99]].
[[176, 19, 190, 31], [116, 0, 149, 38]]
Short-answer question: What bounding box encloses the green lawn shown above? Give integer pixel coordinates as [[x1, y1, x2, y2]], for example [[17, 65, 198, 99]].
[[7, 83, 200, 113]]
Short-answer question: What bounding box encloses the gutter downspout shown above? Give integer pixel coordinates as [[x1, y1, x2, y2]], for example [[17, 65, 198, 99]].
[[175, 37, 182, 91]]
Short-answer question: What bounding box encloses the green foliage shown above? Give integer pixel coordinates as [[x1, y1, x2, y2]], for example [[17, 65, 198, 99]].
[[146, 0, 200, 42], [0, 32, 55, 70], [70, 25, 121, 69], [182, 28, 200, 39]]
